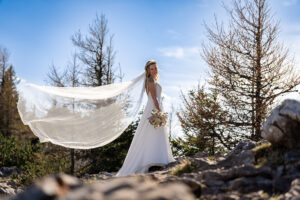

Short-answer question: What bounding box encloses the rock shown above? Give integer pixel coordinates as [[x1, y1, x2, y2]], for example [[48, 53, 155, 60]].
[[81, 172, 115, 183], [189, 165, 273, 195], [220, 165, 273, 181], [204, 190, 270, 200], [280, 178, 300, 200], [0, 178, 23, 198], [160, 176, 202, 198], [273, 165, 290, 193], [285, 150, 300, 164], [10, 137, 300, 199], [190, 157, 213, 170], [0, 167, 21, 178], [12, 174, 195, 200], [228, 176, 273, 194], [193, 152, 208, 158], [262, 99, 300, 148], [217, 140, 257, 168], [196, 170, 224, 181], [0, 182, 18, 196], [226, 139, 257, 155], [12, 174, 81, 200]]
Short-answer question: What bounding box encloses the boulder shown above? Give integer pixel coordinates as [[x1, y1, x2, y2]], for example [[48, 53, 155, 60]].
[[262, 99, 300, 148], [12, 174, 81, 200], [279, 179, 300, 200], [12, 174, 195, 200], [0, 167, 21, 178]]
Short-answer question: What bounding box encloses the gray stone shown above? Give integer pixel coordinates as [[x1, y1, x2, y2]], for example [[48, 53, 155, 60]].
[[218, 140, 257, 168], [0, 182, 18, 196], [0, 167, 21, 178], [60, 176, 195, 200], [226, 139, 257, 156], [220, 165, 273, 181], [262, 99, 300, 148], [161, 176, 202, 198], [12, 174, 195, 200], [228, 176, 273, 194], [280, 178, 300, 200], [285, 150, 300, 164], [12, 174, 81, 200]]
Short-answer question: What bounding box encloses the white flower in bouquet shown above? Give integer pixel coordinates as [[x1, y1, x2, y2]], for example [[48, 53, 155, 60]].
[[148, 108, 168, 128]]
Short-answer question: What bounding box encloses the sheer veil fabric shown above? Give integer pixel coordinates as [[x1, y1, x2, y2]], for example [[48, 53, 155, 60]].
[[17, 72, 146, 149]]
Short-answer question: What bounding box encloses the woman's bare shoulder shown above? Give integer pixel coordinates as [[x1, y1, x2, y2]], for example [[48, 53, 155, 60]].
[[147, 77, 155, 83]]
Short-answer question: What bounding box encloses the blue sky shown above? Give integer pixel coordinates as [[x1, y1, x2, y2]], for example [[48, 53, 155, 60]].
[[1, 0, 300, 137]]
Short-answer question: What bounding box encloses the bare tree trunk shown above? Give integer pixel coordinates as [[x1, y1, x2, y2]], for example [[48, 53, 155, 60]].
[[67, 53, 81, 175], [70, 149, 75, 175], [72, 14, 116, 86]]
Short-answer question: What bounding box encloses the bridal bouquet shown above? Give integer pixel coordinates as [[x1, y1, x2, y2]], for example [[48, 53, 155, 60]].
[[148, 109, 168, 128]]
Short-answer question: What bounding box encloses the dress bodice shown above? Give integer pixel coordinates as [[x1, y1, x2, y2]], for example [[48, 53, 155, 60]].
[[146, 82, 163, 110], [147, 82, 162, 101]]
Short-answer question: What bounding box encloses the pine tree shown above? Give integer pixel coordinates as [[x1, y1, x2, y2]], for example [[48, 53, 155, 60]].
[[175, 85, 236, 156], [0, 66, 19, 136], [0, 47, 26, 137]]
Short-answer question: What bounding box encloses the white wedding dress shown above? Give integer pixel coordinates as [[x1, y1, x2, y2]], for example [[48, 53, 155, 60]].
[[116, 82, 176, 176]]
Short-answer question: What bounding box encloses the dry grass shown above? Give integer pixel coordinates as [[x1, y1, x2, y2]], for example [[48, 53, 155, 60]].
[[253, 142, 290, 167], [169, 159, 197, 176]]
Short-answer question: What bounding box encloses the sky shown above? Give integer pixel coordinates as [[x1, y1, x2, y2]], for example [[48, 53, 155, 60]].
[[1, 0, 300, 137]]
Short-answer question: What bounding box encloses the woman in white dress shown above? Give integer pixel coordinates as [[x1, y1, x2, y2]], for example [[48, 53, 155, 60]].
[[116, 60, 176, 176]]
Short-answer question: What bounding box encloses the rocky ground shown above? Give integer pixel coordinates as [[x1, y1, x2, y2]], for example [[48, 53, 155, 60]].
[[1, 99, 300, 200], [0, 167, 23, 198], [1, 139, 300, 200]]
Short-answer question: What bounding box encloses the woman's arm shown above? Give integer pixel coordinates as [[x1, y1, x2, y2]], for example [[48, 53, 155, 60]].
[[147, 79, 160, 110]]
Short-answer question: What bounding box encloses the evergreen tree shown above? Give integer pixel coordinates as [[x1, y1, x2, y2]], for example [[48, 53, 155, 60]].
[[0, 66, 19, 136], [174, 85, 235, 156], [0, 47, 27, 137]]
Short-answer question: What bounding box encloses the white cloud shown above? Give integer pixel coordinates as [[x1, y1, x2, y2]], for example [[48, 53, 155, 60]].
[[159, 47, 184, 58], [196, 0, 210, 8], [166, 29, 182, 40], [157, 46, 200, 59], [282, 0, 298, 6]]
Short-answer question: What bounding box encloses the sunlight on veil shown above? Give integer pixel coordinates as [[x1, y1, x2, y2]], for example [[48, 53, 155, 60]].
[[17, 72, 146, 149]]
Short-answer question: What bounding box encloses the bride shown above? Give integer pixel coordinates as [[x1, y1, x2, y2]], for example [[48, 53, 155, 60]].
[[17, 59, 175, 176], [116, 60, 175, 176]]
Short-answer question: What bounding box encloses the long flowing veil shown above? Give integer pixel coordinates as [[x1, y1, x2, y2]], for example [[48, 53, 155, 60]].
[[17, 72, 145, 149]]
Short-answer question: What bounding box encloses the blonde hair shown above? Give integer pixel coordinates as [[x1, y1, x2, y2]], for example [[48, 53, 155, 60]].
[[144, 60, 159, 93]]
